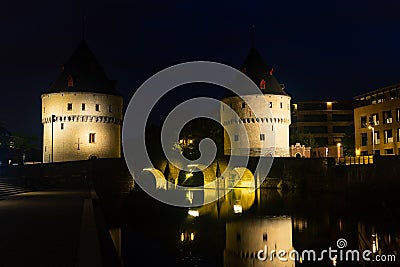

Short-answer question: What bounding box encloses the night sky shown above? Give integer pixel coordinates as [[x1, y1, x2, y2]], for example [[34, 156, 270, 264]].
[[2, 0, 400, 142]]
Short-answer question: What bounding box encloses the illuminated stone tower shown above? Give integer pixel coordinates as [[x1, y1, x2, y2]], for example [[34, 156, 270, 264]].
[[222, 48, 291, 157], [41, 41, 123, 163]]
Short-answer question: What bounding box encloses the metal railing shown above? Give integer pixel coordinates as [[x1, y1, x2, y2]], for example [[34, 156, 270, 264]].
[[336, 156, 374, 165]]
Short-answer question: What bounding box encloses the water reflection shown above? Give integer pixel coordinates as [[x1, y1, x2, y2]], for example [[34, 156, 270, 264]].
[[224, 216, 294, 267], [121, 186, 400, 267]]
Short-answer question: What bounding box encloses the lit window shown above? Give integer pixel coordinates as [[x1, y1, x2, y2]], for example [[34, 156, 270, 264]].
[[95, 104, 100, 111], [109, 105, 112, 112], [82, 103, 86, 111], [260, 134, 265, 141], [67, 75, 74, 87], [67, 103, 72, 111], [371, 113, 379, 125], [374, 131, 380, 144], [383, 111, 392, 124], [260, 80, 266, 89], [397, 108, 400, 122], [384, 129, 393, 143], [89, 133, 96, 143], [61, 123, 64, 130]]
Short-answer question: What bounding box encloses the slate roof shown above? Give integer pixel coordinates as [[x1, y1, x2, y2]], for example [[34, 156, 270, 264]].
[[47, 41, 119, 95]]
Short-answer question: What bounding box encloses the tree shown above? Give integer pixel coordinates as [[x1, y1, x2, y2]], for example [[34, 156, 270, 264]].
[[342, 127, 355, 156], [290, 132, 318, 148]]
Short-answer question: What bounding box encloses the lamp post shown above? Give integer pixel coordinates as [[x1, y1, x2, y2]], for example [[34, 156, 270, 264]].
[[368, 125, 375, 155], [51, 114, 55, 163], [337, 142, 341, 159]]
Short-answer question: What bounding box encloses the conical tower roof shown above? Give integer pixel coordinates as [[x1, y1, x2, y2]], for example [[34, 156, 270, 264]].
[[240, 48, 288, 96], [47, 41, 119, 95]]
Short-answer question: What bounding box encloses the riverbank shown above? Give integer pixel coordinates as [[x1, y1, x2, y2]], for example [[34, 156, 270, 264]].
[[0, 186, 121, 267]]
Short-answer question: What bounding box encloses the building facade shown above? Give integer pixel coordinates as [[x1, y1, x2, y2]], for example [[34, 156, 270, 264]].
[[354, 83, 400, 156], [42, 41, 123, 163], [290, 100, 353, 153], [221, 48, 291, 157]]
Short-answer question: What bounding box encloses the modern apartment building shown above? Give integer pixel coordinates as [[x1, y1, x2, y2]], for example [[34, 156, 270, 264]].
[[354, 83, 400, 156], [290, 100, 354, 147]]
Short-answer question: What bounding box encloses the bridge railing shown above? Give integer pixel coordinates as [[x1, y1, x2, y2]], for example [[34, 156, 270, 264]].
[[336, 155, 374, 165]]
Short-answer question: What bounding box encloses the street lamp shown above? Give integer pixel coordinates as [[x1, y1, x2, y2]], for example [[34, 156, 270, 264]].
[[368, 125, 375, 155]]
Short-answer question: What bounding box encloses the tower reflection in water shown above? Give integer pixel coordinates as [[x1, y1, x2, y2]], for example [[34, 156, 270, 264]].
[[181, 187, 295, 267], [224, 216, 294, 267], [121, 171, 400, 267]]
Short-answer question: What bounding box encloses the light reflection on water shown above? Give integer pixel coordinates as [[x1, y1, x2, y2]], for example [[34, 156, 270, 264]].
[[120, 187, 400, 267]]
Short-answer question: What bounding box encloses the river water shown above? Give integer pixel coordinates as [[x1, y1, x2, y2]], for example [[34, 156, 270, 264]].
[[115, 186, 399, 267]]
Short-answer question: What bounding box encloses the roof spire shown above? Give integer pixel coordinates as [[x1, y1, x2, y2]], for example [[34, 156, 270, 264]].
[[251, 24, 256, 48], [82, 15, 87, 41]]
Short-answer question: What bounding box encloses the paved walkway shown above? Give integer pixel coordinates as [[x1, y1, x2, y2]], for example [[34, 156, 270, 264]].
[[0, 187, 107, 267], [0, 178, 30, 199]]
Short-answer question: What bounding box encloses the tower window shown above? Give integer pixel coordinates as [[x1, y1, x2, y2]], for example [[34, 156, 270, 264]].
[[95, 104, 100, 111], [234, 135, 239, 141], [242, 102, 245, 108], [67, 103, 72, 111], [260, 134, 265, 141], [109, 105, 112, 112], [43, 107, 45, 113], [236, 233, 241, 242], [89, 133, 96, 143], [61, 123, 64, 130], [82, 103, 86, 111], [67, 75, 74, 87], [260, 79, 266, 89], [268, 102, 272, 108], [280, 102, 283, 108], [263, 233, 268, 241]]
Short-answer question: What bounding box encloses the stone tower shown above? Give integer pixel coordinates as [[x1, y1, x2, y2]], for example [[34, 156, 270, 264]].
[[41, 41, 123, 163], [221, 48, 291, 157]]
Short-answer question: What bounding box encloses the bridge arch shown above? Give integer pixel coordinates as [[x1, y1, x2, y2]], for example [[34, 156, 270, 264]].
[[141, 168, 167, 190], [225, 167, 255, 189], [178, 166, 204, 187]]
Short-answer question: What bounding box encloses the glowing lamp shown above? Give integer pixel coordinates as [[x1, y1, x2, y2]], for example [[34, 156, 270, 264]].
[[188, 209, 199, 217], [233, 204, 243, 214]]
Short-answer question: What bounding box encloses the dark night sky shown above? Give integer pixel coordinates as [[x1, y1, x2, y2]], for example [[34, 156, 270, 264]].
[[2, 0, 400, 142]]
